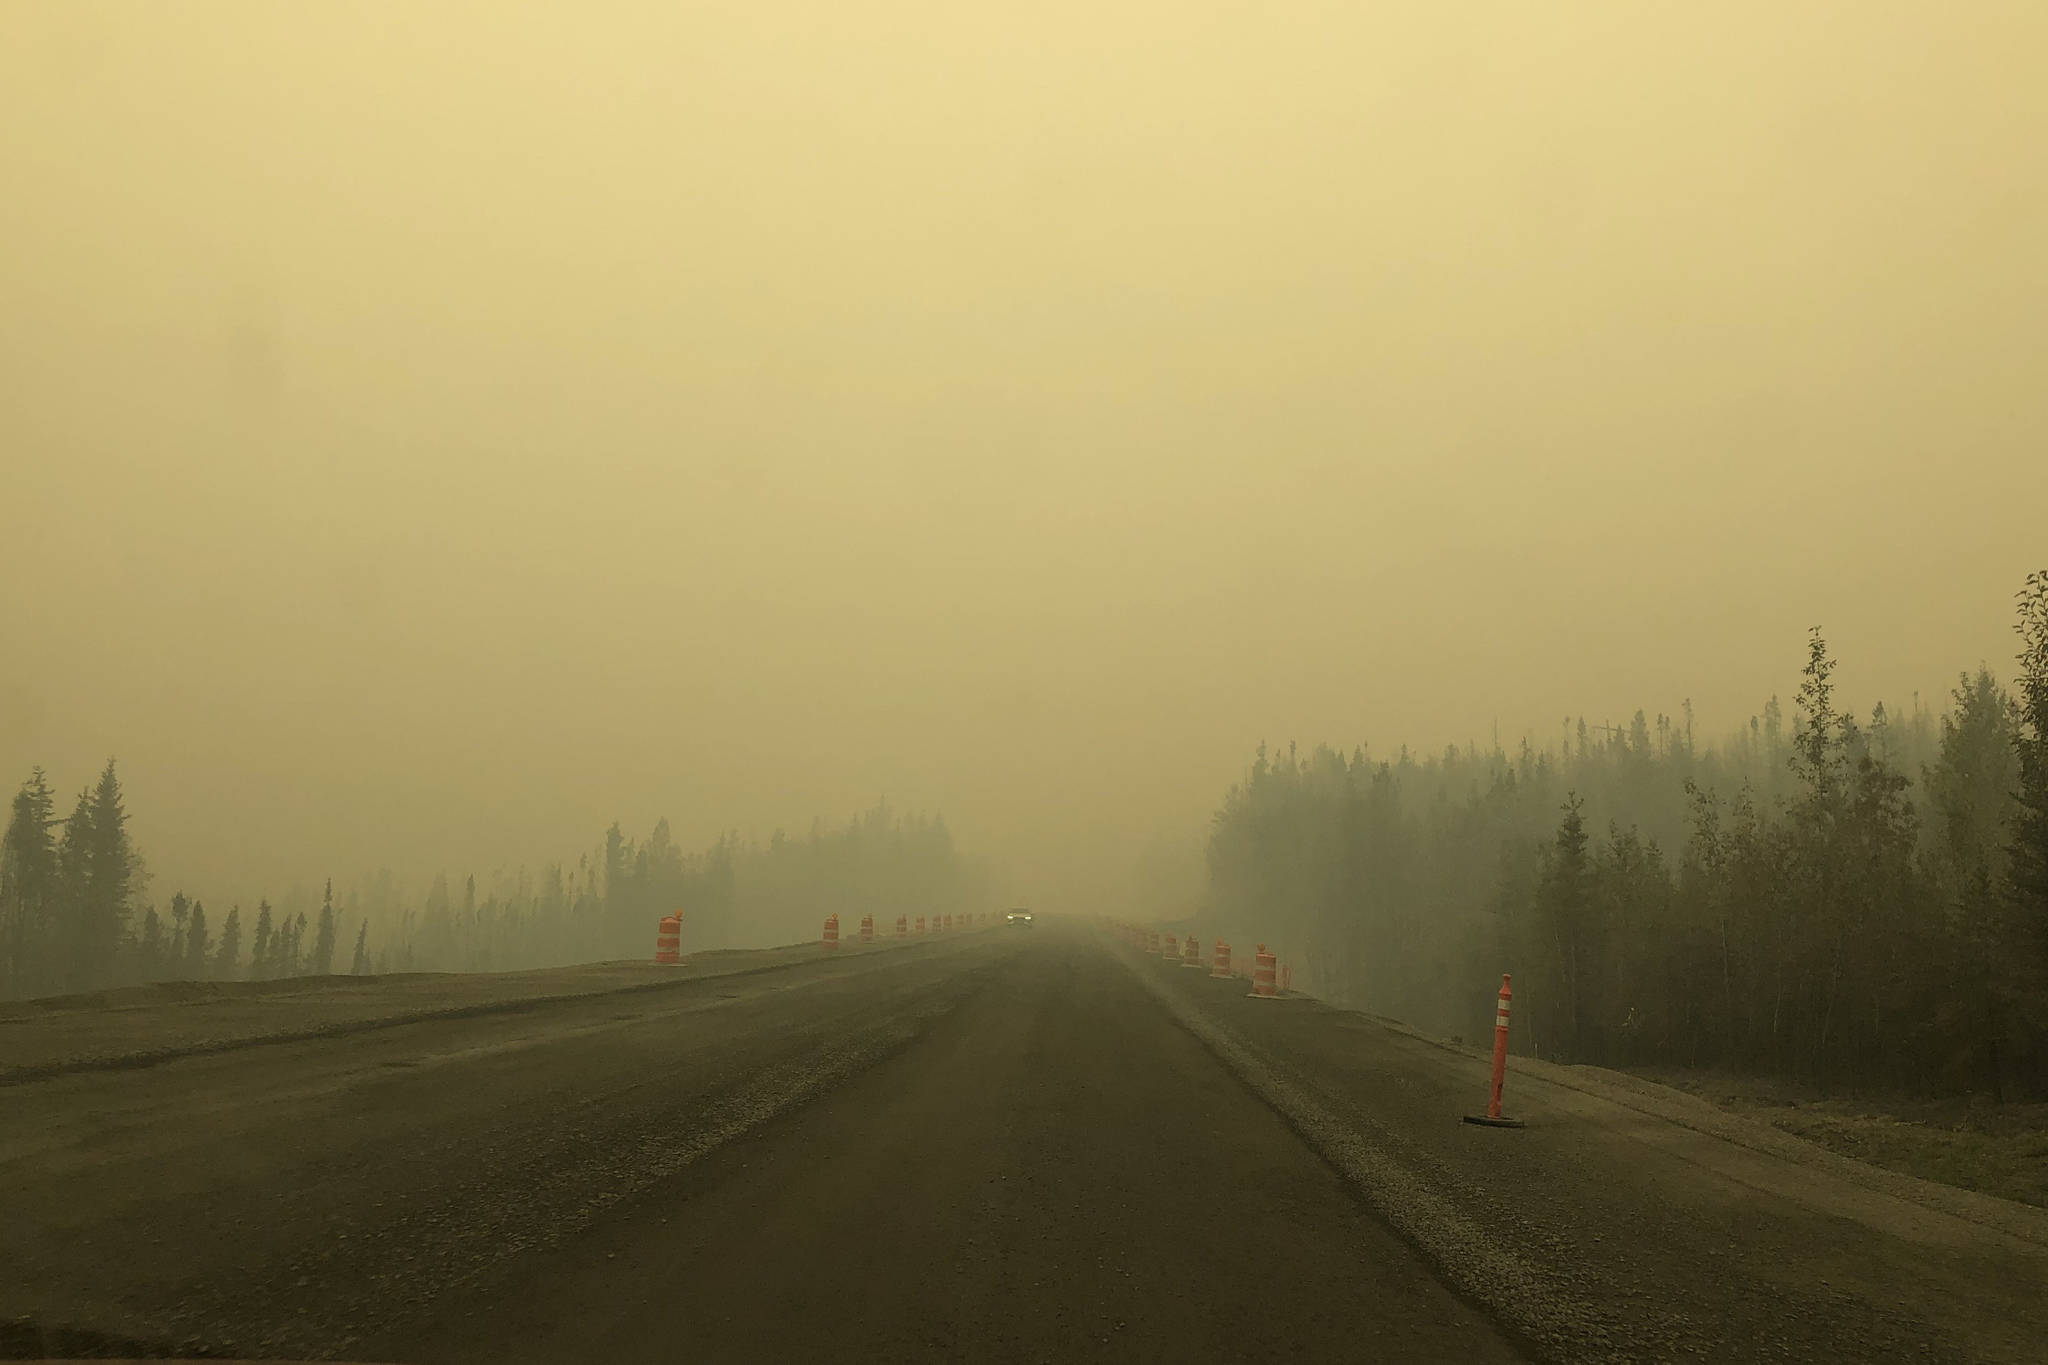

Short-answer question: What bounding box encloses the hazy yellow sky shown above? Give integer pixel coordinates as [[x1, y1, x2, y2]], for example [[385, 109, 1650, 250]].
[[4, 2, 2044, 913]]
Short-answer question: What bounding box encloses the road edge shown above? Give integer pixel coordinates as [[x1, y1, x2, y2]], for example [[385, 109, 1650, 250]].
[[1105, 931, 1641, 1365]]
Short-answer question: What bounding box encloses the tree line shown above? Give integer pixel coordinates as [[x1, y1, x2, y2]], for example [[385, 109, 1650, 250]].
[[0, 777, 976, 1001], [1204, 570, 2048, 1099], [368, 802, 975, 976]]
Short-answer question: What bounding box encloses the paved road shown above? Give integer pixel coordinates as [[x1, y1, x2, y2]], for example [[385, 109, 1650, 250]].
[[385, 927, 1522, 1365], [1, 923, 1523, 1363], [7, 919, 2044, 1364]]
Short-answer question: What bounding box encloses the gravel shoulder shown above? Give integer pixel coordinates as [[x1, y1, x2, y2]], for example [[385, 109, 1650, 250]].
[[1124, 931, 2048, 1364]]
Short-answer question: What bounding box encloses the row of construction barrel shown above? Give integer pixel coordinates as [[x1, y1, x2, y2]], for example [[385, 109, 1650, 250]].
[[820, 910, 994, 948], [655, 909, 995, 962], [1106, 922, 1293, 999]]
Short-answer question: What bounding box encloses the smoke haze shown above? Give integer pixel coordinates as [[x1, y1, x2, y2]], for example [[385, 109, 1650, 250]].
[[4, 2, 2044, 913]]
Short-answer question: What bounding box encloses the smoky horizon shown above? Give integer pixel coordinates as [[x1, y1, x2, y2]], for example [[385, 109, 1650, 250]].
[[5, 2, 2044, 919]]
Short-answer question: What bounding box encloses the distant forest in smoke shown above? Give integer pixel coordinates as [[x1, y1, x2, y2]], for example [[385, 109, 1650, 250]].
[[1204, 570, 2048, 1099], [0, 791, 978, 1001]]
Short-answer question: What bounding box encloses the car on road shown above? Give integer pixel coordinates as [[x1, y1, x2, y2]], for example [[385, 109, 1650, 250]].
[[1005, 908, 1034, 926]]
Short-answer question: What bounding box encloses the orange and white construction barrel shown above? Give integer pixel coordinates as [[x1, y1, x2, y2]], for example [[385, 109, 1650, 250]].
[[1250, 944, 1277, 998]]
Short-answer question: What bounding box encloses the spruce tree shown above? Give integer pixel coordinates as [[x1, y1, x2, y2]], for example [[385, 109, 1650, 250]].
[[349, 920, 370, 975], [1, 768, 60, 997], [281, 911, 307, 976], [168, 891, 190, 972], [310, 879, 338, 975], [83, 760, 135, 983], [54, 787, 94, 991], [1927, 671, 2021, 1092], [215, 905, 242, 980], [1536, 792, 1594, 1062], [185, 900, 211, 979], [138, 906, 165, 983], [1927, 670, 2020, 894], [250, 900, 274, 980]]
